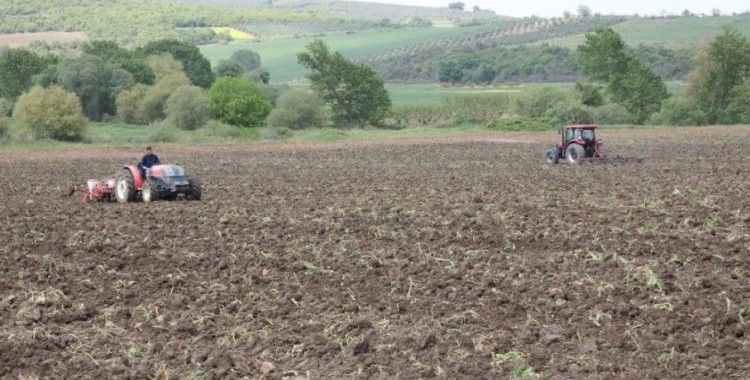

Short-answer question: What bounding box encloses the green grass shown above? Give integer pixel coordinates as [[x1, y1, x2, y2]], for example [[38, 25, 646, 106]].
[[200, 26, 487, 82], [387, 81, 685, 106], [533, 14, 750, 49], [0, 122, 499, 150]]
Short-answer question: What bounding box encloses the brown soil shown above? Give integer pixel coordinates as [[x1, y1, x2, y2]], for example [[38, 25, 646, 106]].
[[1, 127, 748, 378], [0, 32, 86, 48]]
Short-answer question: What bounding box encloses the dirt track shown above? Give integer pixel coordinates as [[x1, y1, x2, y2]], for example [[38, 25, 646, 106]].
[[1, 127, 748, 378]]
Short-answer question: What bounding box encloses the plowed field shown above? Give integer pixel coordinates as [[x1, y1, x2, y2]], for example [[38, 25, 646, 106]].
[[1, 127, 748, 378]]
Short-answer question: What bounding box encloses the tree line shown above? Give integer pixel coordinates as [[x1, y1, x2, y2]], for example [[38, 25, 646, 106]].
[[369, 43, 694, 85], [0, 39, 393, 141]]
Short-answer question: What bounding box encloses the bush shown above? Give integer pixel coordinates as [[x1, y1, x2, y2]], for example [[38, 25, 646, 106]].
[[115, 72, 190, 125], [575, 82, 604, 107], [165, 85, 211, 130], [0, 97, 12, 116], [116, 84, 149, 124], [13, 86, 88, 140], [207, 77, 272, 128], [649, 97, 707, 126], [721, 85, 750, 124], [487, 117, 554, 131], [592, 103, 635, 125], [146, 53, 185, 80], [268, 89, 327, 130], [517, 88, 568, 117], [0, 113, 8, 140], [148, 122, 179, 143], [197, 120, 260, 140], [544, 101, 594, 125], [214, 60, 243, 78]]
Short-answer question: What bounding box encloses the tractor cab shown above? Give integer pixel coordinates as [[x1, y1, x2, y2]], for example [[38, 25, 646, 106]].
[[546, 124, 604, 164]]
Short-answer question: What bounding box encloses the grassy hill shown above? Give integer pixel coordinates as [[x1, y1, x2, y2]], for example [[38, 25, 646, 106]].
[[533, 14, 750, 49], [200, 25, 494, 82], [176, 0, 500, 23], [0, 0, 379, 46]]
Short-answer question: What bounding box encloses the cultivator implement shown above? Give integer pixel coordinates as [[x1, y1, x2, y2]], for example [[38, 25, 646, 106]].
[[70, 179, 116, 202]]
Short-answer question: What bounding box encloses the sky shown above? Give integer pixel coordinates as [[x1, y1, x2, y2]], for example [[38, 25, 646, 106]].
[[370, 0, 750, 17]]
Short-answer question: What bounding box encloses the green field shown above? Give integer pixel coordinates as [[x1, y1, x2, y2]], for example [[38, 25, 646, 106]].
[[200, 26, 486, 82], [533, 14, 750, 49], [386, 81, 686, 106]]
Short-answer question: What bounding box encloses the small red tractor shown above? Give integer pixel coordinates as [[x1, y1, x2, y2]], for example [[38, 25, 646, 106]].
[[545, 124, 605, 164], [72, 164, 201, 203]]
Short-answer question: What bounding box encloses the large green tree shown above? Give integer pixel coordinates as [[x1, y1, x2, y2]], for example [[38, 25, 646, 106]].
[[136, 40, 214, 89], [56, 54, 135, 121], [578, 27, 669, 124], [298, 40, 391, 127], [0, 48, 52, 101], [82, 40, 155, 85], [687, 26, 750, 123]]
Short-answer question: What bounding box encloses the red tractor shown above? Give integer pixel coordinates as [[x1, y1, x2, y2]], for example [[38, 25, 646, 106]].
[[545, 124, 605, 164], [73, 164, 201, 203]]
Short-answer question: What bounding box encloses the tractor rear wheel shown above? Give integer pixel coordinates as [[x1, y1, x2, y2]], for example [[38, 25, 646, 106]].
[[115, 169, 137, 203], [546, 148, 560, 164], [142, 178, 161, 203], [566, 144, 585, 164], [187, 177, 202, 201]]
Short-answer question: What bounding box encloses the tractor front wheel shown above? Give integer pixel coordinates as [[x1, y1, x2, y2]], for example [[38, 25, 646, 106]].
[[115, 169, 137, 203], [142, 178, 161, 203], [546, 148, 560, 164], [566, 144, 585, 164], [187, 178, 202, 201]]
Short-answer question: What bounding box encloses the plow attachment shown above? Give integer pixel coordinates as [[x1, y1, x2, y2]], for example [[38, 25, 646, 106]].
[[69, 179, 116, 202]]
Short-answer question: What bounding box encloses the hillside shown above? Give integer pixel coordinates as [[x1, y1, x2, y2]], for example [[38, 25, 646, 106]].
[[360, 14, 750, 84], [533, 14, 750, 49], [0, 0, 380, 46], [200, 25, 493, 82], [176, 0, 499, 24]]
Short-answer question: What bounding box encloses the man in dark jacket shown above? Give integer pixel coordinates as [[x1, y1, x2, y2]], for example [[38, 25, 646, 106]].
[[138, 146, 160, 178]]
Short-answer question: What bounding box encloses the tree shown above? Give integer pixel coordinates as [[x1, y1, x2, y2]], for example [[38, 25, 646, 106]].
[[165, 85, 211, 130], [267, 89, 328, 130], [230, 49, 261, 72], [116, 84, 150, 124], [578, 28, 668, 123], [147, 53, 185, 80], [206, 77, 272, 128], [448, 2, 465, 11], [575, 82, 604, 107], [0, 48, 51, 101], [438, 60, 465, 83], [82, 40, 155, 84], [139, 72, 191, 122], [56, 54, 135, 121], [13, 86, 88, 140], [687, 27, 750, 123], [215, 60, 244, 77], [577, 5, 592, 18], [578, 28, 630, 83], [613, 60, 669, 123], [298, 40, 392, 127], [136, 40, 214, 88], [115, 70, 190, 124]]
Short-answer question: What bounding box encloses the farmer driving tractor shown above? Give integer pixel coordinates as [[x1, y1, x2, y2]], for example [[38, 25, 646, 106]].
[[138, 146, 160, 178]]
